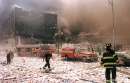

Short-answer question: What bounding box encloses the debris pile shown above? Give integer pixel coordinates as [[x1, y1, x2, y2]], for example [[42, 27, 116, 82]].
[[0, 54, 130, 83]]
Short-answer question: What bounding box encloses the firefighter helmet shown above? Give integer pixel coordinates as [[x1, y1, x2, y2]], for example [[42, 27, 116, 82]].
[[105, 43, 112, 48]]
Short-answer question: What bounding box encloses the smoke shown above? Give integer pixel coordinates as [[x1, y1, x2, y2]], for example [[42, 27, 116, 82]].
[[59, 0, 113, 42], [0, 0, 3, 14], [0, 0, 13, 23], [15, 0, 62, 12], [114, 0, 130, 45], [14, 0, 62, 28], [60, 0, 130, 44], [0, 0, 14, 37], [0, 0, 130, 45]]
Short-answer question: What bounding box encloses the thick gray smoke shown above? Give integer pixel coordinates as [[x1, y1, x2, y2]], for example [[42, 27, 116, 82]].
[[0, 0, 130, 45], [60, 0, 130, 45], [0, 0, 14, 38], [0, 0, 13, 22], [15, 0, 61, 11]]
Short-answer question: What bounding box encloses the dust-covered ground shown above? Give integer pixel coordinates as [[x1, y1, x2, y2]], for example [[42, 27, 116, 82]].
[[0, 52, 130, 83]]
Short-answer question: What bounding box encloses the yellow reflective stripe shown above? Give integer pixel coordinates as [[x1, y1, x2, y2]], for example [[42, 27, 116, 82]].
[[113, 54, 117, 58], [106, 80, 111, 82], [105, 67, 115, 68], [103, 54, 117, 59], [113, 54, 117, 56], [103, 57, 113, 59], [103, 63, 116, 65], [106, 80, 111, 83]]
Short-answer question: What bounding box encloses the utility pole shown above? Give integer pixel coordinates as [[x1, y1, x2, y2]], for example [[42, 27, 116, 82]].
[[55, 30, 63, 56], [111, 0, 116, 49], [55, 14, 61, 56], [108, 0, 116, 49], [13, 7, 16, 47]]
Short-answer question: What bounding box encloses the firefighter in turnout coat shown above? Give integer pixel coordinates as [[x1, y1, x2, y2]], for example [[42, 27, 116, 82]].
[[101, 43, 118, 83], [42, 45, 52, 71]]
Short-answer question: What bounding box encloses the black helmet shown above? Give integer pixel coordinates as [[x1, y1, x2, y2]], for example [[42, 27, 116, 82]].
[[105, 43, 112, 48]]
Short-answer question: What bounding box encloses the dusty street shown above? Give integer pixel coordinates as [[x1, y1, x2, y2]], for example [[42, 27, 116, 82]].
[[0, 53, 130, 83]]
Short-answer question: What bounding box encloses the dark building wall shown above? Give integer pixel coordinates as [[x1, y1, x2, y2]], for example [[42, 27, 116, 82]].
[[42, 13, 58, 43], [15, 9, 58, 44]]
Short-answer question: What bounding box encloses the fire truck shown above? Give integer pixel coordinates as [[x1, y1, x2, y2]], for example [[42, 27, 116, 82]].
[[60, 47, 98, 62], [16, 44, 56, 57]]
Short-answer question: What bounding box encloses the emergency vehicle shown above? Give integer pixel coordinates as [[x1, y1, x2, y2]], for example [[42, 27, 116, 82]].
[[16, 44, 56, 57], [61, 47, 98, 62]]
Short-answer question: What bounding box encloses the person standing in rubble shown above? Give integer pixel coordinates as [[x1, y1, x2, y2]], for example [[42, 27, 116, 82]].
[[7, 51, 11, 64], [6, 50, 14, 64], [42, 45, 52, 71], [101, 43, 118, 83]]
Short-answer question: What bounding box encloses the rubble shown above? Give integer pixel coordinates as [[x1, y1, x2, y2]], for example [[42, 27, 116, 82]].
[[0, 54, 130, 83]]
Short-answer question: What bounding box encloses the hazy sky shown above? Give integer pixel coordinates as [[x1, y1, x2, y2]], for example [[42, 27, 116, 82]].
[[0, 0, 130, 44], [60, 0, 130, 44], [0, 0, 3, 14]]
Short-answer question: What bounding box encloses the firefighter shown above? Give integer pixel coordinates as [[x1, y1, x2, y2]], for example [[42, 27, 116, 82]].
[[7, 51, 11, 64], [6, 50, 14, 64], [43, 45, 52, 71], [101, 43, 118, 83]]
